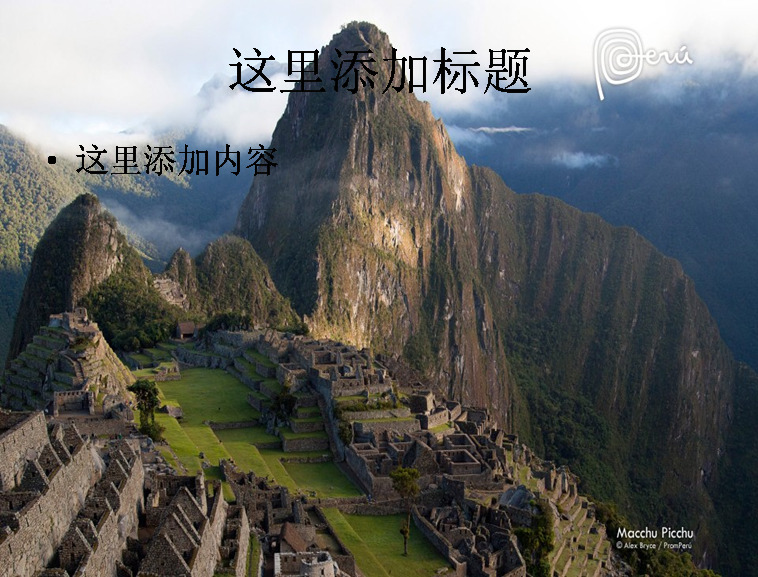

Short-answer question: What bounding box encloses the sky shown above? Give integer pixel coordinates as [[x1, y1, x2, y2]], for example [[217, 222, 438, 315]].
[[1, 0, 757, 155]]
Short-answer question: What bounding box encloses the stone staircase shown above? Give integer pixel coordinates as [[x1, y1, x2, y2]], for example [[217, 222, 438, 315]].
[[550, 497, 610, 577]]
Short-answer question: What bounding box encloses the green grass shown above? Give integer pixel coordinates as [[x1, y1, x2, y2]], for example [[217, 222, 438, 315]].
[[214, 427, 280, 475], [254, 449, 358, 498], [283, 462, 361, 498], [215, 426, 280, 446], [132, 368, 158, 379], [247, 349, 275, 368], [156, 444, 180, 470], [158, 368, 261, 423], [234, 357, 262, 378], [297, 406, 322, 416], [355, 417, 417, 424], [148, 368, 262, 480], [335, 394, 384, 404], [129, 352, 153, 365], [226, 442, 274, 478], [261, 379, 283, 394], [321, 509, 450, 577], [429, 422, 453, 433], [145, 347, 172, 361], [279, 428, 328, 440], [154, 412, 202, 472], [247, 534, 260, 577], [291, 416, 324, 424], [144, 367, 358, 500]]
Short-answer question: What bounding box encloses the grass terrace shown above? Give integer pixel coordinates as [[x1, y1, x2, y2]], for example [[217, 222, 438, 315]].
[[279, 428, 328, 441], [321, 509, 450, 577], [246, 349, 276, 368], [296, 406, 322, 417], [158, 368, 261, 423], [144, 346, 173, 361], [429, 422, 454, 434], [144, 366, 359, 500], [128, 352, 153, 366], [234, 357, 259, 378], [334, 394, 386, 404], [354, 417, 416, 424]]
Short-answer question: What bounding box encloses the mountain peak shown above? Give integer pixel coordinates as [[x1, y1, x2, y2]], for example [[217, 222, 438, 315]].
[[235, 23, 464, 316], [6, 193, 129, 365], [234, 23, 754, 565]]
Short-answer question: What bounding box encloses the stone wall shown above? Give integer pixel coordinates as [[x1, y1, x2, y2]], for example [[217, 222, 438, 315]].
[[281, 436, 329, 452], [218, 505, 249, 577], [59, 441, 144, 577], [176, 347, 231, 369], [209, 420, 260, 431], [353, 418, 420, 437], [276, 364, 308, 389], [0, 411, 50, 491], [0, 424, 98, 577], [215, 331, 260, 349], [343, 446, 394, 498], [191, 491, 229, 577], [53, 390, 94, 416], [411, 507, 467, 577], [419, 408, 449, 430], [332, 500, 405, 516], [289, 419, 325, 434], [338, 407, 410, 421], [310, 508, 356, 577], [446, 402, 462, 421], [260, 380, 283, 399]]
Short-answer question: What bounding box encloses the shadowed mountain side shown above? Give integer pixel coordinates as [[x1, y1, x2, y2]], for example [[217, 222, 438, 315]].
[[7, 194, 132, 364], [0, 126, 85, 365]]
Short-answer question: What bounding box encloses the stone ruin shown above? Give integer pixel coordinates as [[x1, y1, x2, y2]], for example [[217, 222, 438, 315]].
[[2, 309, 135, 416], [0, 410, 251, 577], [174, 327, 615, 576], [221, 460, 357, 577]]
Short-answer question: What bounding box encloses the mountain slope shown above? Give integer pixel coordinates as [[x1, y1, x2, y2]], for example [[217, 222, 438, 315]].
[[448, 78, 758, 371], [0, 125, 251, 365], [9, 195, 302, 361], [236, 22, 755, 571], [7, 193, 134, 361], [160, 235, 302, 329], [0, 126, 83, 364]]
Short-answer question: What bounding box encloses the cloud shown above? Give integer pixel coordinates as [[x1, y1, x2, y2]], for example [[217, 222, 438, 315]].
[[2, 1, 758, 153], [552, 151, 616, 169], [446, 125, 490, 148], [102, 198, 218, 259], [447, 124, 537, 152], [471, 126, 533, 134]]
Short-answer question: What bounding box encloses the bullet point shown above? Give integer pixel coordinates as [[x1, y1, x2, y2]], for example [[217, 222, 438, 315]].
[[47, 156, 56, 165]]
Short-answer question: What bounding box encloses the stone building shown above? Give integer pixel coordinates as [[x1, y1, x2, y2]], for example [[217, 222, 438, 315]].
[[0, 409, 251, 577], [0, 411, 99, 577], [2, 310, 135, 413]]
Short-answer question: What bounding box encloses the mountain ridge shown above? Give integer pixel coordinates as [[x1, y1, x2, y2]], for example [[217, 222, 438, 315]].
[[235, 21, 755, 572]]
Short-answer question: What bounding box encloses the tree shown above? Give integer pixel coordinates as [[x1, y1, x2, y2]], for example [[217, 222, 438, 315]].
[[128, 379, 162, 439], [390, 466, 420, 555]]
